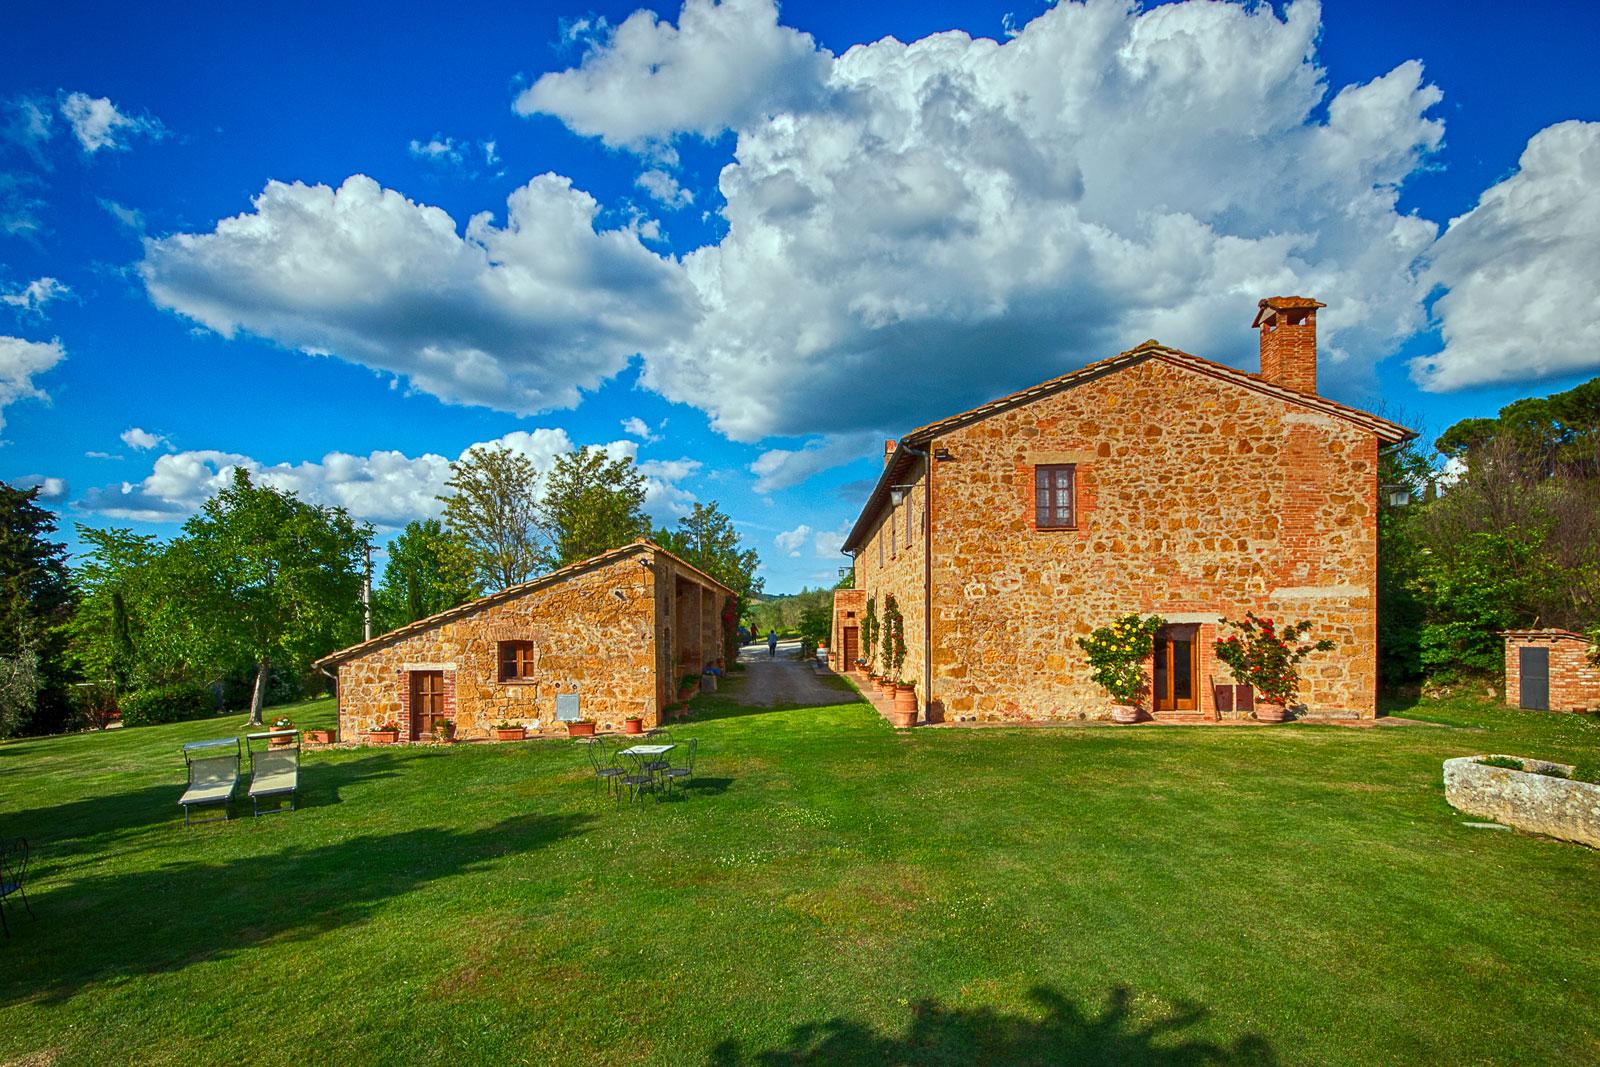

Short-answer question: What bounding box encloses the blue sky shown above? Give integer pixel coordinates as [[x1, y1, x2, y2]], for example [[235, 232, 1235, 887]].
[[2, 0, 1597, 593]]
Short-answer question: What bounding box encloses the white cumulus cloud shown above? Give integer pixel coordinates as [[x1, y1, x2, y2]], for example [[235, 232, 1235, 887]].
[[0, 335, 65, 434], [774, 522, 811, 558], [636, 169, 693, 209], [750, 432, 882, 492], [59, 92, 164, 154], [409, 135, 464, 166], [1409, 120, 1600, 391], [140, 173, 696, 415], [1, 277, 70, 315], [15, 474, 68, 501], [80, 427, 702, 526], [119, 426, 170, 451], [514, 0, 831, 147]]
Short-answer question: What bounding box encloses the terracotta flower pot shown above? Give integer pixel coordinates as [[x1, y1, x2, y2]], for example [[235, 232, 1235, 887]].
[[624, 717, 644, 735], [269, 729, 294, 747], [1111, 704, 1140, 724], [894, 684, 917, 713], [890, 706, 917, 728], [304, 729, 333, 745], [1255, 702, 1288, 723], [495, 726, 527, 742], [566, 721, 596, 738], [369, 729, 398, 745]]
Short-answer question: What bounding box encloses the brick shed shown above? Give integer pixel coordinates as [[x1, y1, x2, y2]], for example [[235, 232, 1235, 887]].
[[1503, 630, 1600, 713], [834, 296, 1414, 723], [316, 541, 732, 742]]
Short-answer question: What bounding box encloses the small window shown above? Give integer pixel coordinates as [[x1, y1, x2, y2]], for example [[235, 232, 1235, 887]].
[[1034, 464, 1076, 529], [890, 508, 896, 559], [498, 640, 536, 681]]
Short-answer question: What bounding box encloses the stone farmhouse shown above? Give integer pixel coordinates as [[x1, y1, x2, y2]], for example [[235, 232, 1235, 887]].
[[832, 297, 1413, 723], [317, 541, 732, 742]]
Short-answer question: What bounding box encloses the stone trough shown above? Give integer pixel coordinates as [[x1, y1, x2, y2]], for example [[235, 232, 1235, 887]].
[[1443, 755, 1600, 849]]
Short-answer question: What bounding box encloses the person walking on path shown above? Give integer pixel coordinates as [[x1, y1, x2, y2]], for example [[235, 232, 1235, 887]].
[[767, 630, 778, 658]]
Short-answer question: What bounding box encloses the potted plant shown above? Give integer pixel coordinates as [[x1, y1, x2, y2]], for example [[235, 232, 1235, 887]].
[[623, 715, 644, 734], [678, 673, 700, 700], [304, 727, 334, 744], [269, 715, 295, 745], [494, 720, 527, 741], [369, 720, 399, 744], [1077, 614, 1165, 723], [433, 718, 456, 743], [1213, 612, 1334, 722], [566, 719, 596, 738], [863, 597, 879, 682]]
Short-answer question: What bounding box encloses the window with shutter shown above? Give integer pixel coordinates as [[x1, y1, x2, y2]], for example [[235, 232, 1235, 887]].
[[498, 640, 536, 681], [1034, 464, 1076, 529]]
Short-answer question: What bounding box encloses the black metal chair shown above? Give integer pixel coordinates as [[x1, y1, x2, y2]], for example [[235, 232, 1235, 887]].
[[0, 837, 33, 937], [662, 738, 697, 792], [616, 752, 656, 805], [641, 728, 672, 774], [585, 738, 626, 797]]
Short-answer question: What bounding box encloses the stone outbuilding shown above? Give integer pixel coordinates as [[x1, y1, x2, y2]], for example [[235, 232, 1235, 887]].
[[833, 296, 1414, 723], [316, 541, 732, 742], [1503, 630, 1600, 712]]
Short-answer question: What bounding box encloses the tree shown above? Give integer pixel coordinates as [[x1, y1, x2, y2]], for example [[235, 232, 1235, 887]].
[[654, 501, 764, 605], [0, 482, 72, 736], [373, 519, 482, 629], [171, 469, 367, 725], [539, 446, 649, 567], [64, 526, 164, 693], [439, 445, 545, 591]]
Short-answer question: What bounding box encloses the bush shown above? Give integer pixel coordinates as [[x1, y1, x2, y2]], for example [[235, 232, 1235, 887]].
[[1077, 614, 1165, 704], [1571, 760, 1598, 784], [1475, 755, 1524, 770], [119, 683, 214, 727]]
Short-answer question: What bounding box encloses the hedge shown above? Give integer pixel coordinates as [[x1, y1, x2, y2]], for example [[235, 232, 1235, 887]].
[[119, 683, 214, 727]]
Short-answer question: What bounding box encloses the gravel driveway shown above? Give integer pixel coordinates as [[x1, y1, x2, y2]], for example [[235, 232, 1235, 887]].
[[725, 639, 852, 707]]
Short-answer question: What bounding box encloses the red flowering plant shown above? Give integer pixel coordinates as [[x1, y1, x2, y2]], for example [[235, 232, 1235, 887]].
[[1213, 612, 1334, 708]]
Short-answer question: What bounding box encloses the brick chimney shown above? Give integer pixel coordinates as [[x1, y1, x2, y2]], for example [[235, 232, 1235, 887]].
[[1252, 296, 1325, 394], [884, 439, 897, 467]]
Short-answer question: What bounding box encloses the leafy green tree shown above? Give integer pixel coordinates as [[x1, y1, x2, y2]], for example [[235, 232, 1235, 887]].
[[539, 446, 649, 567], [374, 519, 482, 629], [439, 445, 545, 591], [170, 469, 367, 725], [0, 482, 72, 736], [64, 526, 164, 693], [654, 501, 764, 605]]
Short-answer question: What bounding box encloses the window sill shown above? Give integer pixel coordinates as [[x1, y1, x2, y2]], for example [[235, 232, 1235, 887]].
[[1034, 524, 1079, 532], [498, 678, 538, 686]]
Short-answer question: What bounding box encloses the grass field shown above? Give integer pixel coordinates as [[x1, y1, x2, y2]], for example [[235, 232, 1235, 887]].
[[1, 682, 1597, 1065]]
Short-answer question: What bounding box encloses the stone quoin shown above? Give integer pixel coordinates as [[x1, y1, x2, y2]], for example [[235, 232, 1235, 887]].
[[832, 296, 1414, 723], [316, 541, 731, 742]]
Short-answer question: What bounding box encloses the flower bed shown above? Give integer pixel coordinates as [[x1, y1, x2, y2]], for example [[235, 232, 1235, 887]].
[[1443, 755, 1600, 848]]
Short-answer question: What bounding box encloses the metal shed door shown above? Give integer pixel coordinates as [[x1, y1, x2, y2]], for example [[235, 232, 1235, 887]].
[[1518, 647, 1549, 710]]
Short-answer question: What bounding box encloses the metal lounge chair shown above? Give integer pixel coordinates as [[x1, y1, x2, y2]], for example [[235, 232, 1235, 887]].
[[0, 837, 32, 937], [246, 731, 300, 816], [180, 738, 241, 827]]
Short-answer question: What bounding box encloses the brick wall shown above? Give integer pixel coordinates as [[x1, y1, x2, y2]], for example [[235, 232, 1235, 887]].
[[1504, 632, 1600, 712], [852, 355, 1380, 722], [830, 589, 865, 672]]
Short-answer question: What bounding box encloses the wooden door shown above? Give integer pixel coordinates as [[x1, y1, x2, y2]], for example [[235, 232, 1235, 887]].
[[843, 626, 859, 669], [1152, 627, 1198, 712], [1518, 647, 1549, 710], [411, 671, 445, 738]]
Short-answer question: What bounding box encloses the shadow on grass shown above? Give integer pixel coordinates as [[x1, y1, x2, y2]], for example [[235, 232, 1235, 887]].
[[3, 812, 591, 1006], [710, 985, 1276, 1066]]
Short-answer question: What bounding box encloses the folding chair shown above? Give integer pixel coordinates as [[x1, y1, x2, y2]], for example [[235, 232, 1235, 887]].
[[179, 739, 241, 827], [246, 730, 301, 816]]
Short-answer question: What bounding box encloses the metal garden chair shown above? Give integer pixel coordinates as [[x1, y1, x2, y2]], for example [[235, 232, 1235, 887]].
[[0, 837, 32, 937], [641, 728, 673, 774], [585, 737, 626, 797], [662, 737, 697, 792], [179, 738, 241, 827], [616, 750, 657, 805]]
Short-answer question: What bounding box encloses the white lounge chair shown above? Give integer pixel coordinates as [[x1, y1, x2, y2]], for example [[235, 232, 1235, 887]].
[[180, 739, 241, 827], [246, 731, 300, 816]]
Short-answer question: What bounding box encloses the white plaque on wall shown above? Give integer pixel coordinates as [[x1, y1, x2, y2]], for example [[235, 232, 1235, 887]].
[[556, 693, 581, 722]]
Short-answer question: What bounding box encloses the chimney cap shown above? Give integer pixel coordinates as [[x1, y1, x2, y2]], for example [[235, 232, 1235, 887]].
[[1252, 296, 1326, 328]]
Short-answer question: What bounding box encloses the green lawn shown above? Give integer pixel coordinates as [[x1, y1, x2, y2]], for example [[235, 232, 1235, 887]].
[[1, 686, 1597, 1065]]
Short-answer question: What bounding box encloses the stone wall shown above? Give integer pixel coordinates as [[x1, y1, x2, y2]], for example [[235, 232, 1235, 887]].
[[851, 355, 1380, 722], [829, 589, 865, 671], [1504, 631, 1600, 712], [336, 551, 664, 741], [851, 457, 930, 710]]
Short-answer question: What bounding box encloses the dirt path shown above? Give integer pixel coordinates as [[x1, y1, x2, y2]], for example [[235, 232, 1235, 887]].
[[725, 639, 852, 707]]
